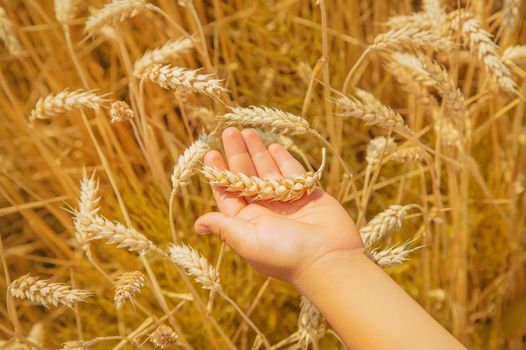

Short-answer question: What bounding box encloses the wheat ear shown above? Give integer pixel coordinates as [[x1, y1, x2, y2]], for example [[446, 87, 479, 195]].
[[109, 100, 134, 123], [297, 296, 325, 347], [84, 0, 149, 35], [365, 136, 396, 168], [370, 27, 453, 54], [503, 45, 526, 65], [73, 171, 100, 247], [169, 244, 222, 291], [501, 0, 522, 31], [171, 135, 211, 194], [448, 10, 516, 93], [434, 115, 462, 148], [149, 325, 179, 348], [114, 271, 145, 309], [9, 274, 93, 307], [88, 215, 163, 256], [142, 64, 226, 97], [369, 240, 420, 267], [219, 106, 312, 136], [30, 89, 107, 121], [422, 0, 446, 25], [360, 204, 418, 247], [391, 147, 429, 162], [54, 0, 83, 25], [418, 55, 466, 131], [202, 148, 326, 202], [133, 38, 194, 77], [386, 13, 433, 31], [336, 95, 413, 135], [0, 6, 22, 56]]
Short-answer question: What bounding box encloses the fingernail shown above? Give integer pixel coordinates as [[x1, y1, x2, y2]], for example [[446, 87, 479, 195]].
[[195, 225, 210, 234]]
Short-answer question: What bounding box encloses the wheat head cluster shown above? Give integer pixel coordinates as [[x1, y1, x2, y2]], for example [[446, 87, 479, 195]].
[[0, 0, 525, 349]]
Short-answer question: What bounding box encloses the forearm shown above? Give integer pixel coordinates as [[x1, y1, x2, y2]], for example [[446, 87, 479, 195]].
[[293, 250, 466, 350]]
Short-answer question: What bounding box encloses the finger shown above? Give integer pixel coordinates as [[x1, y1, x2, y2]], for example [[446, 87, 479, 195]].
[[241, 129, 281, 179], [223, 127, 257, 176], [204, 150, 246, 215], [195, 212, 257, 257], [268, 143, 305, 177]]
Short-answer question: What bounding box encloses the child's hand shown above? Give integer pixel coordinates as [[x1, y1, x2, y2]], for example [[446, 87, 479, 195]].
[[195, 128, 363, 283]]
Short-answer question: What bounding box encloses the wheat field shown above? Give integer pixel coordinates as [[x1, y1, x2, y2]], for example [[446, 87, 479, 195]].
[[0, 0, 525, 349]]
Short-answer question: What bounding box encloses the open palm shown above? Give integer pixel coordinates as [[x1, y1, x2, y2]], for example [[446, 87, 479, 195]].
[[195, 128, 362, 283]]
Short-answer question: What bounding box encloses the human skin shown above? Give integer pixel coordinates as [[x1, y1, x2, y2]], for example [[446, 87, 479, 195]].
[[195, 127, 466, 350]]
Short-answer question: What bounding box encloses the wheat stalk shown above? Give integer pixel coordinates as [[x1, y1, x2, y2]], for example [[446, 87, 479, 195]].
[[418, 55, 466, 131], [369, 241, 419, 267], [297, 296, 325, 347], [391, 147, 429, 162], [9, 274, 93, 307], [114, 271, 144, 309], [142, 64, 226, 97], [109, 100, 134, 123], [365, 136, 396, 168], [219, 106, 312, 136], [202, 148, 326, 202], [448, 10, 516, 93], [54, 0, 83, 25], [88, 215, 163, 256], [171, 135, 211, 194], [370, 27, 453, 54], [0, 6, 22, 56], [30, 89, 107, 121], [169, 244, 222, 291], [85, 0, 149, 35], [149, 325, 179, 348], [336, 95, 413, 135], [360, 204, 417, 247], [133, 38, 195, 77]]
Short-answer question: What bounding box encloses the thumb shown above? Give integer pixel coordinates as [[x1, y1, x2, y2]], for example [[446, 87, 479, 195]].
[[195, 212, 256, 256]]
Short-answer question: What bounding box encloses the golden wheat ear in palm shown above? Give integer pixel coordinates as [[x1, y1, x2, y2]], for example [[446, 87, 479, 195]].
[[202, 148, 326, 202]]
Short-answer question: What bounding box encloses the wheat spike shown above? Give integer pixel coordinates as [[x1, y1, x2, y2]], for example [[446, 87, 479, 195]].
[[370, 27, 453, 54], [73, 171, 100, 247], [219, 106, 312, 136], [369, 241, 418, 267], [133, 38, 195, 77], [365, 136, 396, 168], [360, 204, 416, 247], [114, 271, 144, 309], [503, 45, 526, 65], [109, 100, 134, 123], [386, 53, 437, 105], [149, 325, 179, 348], [448, 10, 516, 93], [434, 116, 462, 148], [422, 0, 446, 25], [0, 6, 22, 56], [88, 215, 163, 256], [171, 136, 211, 194], [30, 89, 106, 121], [391, 147, 429, 162], [418, 55, 466, 131], [169, 244, 222, 291], [54, 0, 83, 25], [202, 148, 326, 202], [297, 296, 325, 348], [85, 0, 149, 35], [9, 273, 93, 307], [336, 95, 413, 135], [143, 64, 226, 97], [386, 13, 433, 31]]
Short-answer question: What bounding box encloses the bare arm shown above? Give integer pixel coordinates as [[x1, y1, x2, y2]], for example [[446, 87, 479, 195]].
[[195, 127, 465, 349]]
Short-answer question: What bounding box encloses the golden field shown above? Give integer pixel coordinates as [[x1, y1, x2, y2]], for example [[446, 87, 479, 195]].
[[0, 0, 525, 349]]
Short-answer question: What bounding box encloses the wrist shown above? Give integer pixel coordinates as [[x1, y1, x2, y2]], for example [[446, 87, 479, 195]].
[[291, 248, 368, 293]]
